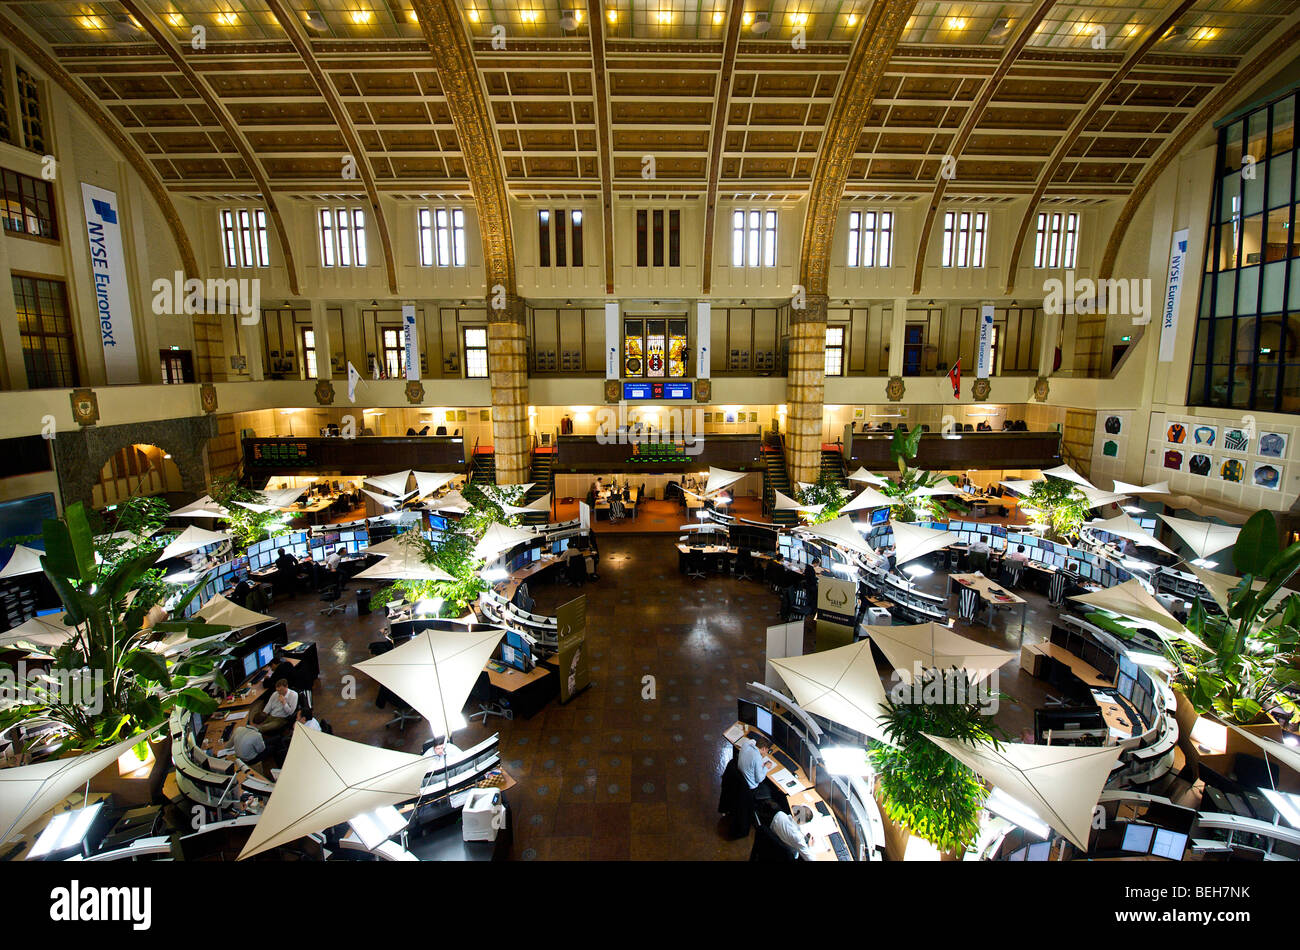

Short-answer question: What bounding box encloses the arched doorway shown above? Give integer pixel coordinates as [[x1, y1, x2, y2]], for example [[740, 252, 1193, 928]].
[[92, 444, 185, 509]]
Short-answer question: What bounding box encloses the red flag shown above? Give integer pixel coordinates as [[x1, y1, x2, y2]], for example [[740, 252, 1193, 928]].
[[947, 358, 961, 398]]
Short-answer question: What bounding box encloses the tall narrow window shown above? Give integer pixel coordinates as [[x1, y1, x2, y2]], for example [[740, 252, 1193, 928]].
[[16, 67, 44, 154], [652, 210, 664, 267], [464, 327, 489, 378], [637, 209, 649, 267], [319, 207, 365, 267], [941, 210, 987, 267], [301, 328, 318, 378], [352, 209, 367, 266], [319, 209, 336, 267], [555, 210, 567, 267], [731, 209, 778, 268], [418, 208, 434, 266], [668, 209, 680, 267], [571, 210, 584, 267], [731, 211, 744, 266], [253, 209, 269, 266], [1033, 211, 1079, 268], [381, 327, 404, 378], [538, 210, 551, 267], [12, 275, 77, 388], [1, 169, 57, 239], [335, 209, 352, 266], [847, 209, 894, 266], [238, 209, 255, 269], [824, 326, 845, 376], [763, 210, 777, 267], [451, 208, 466, 265], [220, 210, 239, 267]]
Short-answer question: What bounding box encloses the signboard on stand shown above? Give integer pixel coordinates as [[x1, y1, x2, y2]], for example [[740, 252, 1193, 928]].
[[556, 595, 591, 703], [815, 576, 857, 652]]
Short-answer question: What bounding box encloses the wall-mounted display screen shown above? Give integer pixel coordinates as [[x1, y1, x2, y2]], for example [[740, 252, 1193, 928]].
[[623, 380, 693, 400]]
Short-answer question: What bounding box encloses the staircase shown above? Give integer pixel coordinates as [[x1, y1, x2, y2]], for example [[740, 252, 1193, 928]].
[[761, 431, 798, 527], [519, 448, 555, 525], [820, 449, 848, 490], [466, 447, 495, 493]]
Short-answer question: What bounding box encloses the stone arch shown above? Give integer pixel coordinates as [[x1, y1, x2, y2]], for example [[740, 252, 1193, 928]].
[[51, 415, 218, 511]]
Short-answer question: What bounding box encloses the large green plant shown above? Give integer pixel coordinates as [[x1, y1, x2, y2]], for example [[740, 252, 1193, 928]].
[[208, 474, 292, 552], [876, 426, 963, 523], [1019, 477, 1089, 541], [869, 669, 1003, 853], [1162, 510, 1300, 725], [797, 470, 848, 526], [0, 502, 231, 756]]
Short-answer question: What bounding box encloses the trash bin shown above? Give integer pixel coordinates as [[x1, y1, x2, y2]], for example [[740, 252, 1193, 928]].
[[356, 588, 372, 616]]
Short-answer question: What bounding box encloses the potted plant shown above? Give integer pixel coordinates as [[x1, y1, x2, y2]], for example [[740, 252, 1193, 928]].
[[208, 474, 292, 553], [875, 426, 965, 523], [1018, 477, 1090, 542], [869, 668, 1004, 858], [796, 470, 849, 526]]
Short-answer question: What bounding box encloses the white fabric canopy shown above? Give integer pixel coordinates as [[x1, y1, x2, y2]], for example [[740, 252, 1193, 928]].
[[0, 545, 44, 579], [1113, 479, 1170, 495], [354, 550, 454, 583], [0, 728, 160, 844], [502, 493, 553, 517], [365, 471, 413, 497], [194, 594, 275, 631], [237, 727, 437, 860], [232, 500, 282, 515], [1086, 513, 1176, 555], [1078, 485, 1130, 510], [1227, 724, 1300, 778], [170, 495, 231, 519], [890, 521, 957, 567], [361, 488, 415, 510], [1159, 514, 1241, 560], [909, 483, 961, 498], [704, 467, 746, 495], [924, 735, 1122, 850], [0, 612, 78, 651], [158, 525, 231, 561], [803, 516, 875, 555], [770, 640, 891, 744], [262, 487, 307, 509], [865, 622, 1016, 686], [847, 467, 889, 486], [353, 626, 505, 735], [773, 490, 824, 517], [363, 536, 408, 557], [1069, 579, 1205, 647], [473, 522, 537, 561], [1188, 564, 1288, 615], [999, 479, 1038, 495], [412, 471, 456, 499], [1042, 464, 1096, 489], [840, 486, 895, 513], [425, 490, 470, 514]]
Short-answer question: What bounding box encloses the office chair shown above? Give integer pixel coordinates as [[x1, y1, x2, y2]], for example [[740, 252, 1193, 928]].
[[609, 496, 625, 522], [734, 549, 754, 582], [376, 686, 421, 731], [405, 427, 418, 436], [469, 699, 514, 724], [565, 554, 587, 587], [418, 425, 429, 435], [1003, 562, 1024, 589], [435, 425, 447, 435], [684, 551, 706, 581], [319, 582, 345, 617]]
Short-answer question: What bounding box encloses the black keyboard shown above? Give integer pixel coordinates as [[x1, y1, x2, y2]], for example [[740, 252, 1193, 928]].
[[774, 750, 798, 774], [815, 801, 830, 817], [828, 831, 852, 861]]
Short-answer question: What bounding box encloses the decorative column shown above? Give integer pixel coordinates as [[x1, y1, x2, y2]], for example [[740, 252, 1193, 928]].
[[785, 294, 828, 486], [488, 293, 530, 484]]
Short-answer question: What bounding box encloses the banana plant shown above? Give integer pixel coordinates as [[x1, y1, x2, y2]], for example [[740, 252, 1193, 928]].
[[1162, 510, 1300, 725], [875, 425, 965, 523], [0, 502, 233, 755]]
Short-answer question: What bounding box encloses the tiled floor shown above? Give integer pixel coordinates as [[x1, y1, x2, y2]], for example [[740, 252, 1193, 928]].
[[268, 534, 1062, 860]]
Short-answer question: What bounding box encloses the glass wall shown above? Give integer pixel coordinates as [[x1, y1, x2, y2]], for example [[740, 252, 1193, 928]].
[[1189, 87, 1300, 411]]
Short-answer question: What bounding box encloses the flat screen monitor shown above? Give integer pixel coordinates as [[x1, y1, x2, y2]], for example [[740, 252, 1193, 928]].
[[1026, 841, 1051, 861], [310, 535, 324, 550], [531, 548, 541, 563], [1151, 829, 1187, 860], [257, 643, 275, 668], [241, 652, 258, 679], [190, 711, 204, 739], [1122, 823, 1155, 853], [737, 698, 758, 728], [354, 529, 369, 546], [754, 706, 773, 737], [1007, 846, 1027, 861], [869, 507, 890, 526], [500, 644, 528, 672]]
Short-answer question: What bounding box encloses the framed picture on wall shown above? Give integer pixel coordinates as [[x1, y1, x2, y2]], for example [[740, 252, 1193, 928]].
[[480, 409, 491, 421], [1259, 432, 1288, 458], [854, 408, 865, 420], [1192, 424, 1217, 446], [1253, 463, 1282, 490], [457, 410, 468, 422], [724, 411, 737, 424], [1220, 458, 1246, 482], [748, 412, 758, 423]]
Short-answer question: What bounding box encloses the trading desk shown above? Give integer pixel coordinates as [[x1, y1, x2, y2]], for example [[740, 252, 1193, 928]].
[[1020, 641, 1112, 688], [727, 723, 844, 862], [499, 552, 566, 599], [949, 573, 1028, 637], [478, 660, 557, 719]]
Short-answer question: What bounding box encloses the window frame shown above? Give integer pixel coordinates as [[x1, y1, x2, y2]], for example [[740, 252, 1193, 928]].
[[731, 208, 778, 268], [941, 210, 987, 268], [824, 325, 846, 377], [463, 326, 489, 379]]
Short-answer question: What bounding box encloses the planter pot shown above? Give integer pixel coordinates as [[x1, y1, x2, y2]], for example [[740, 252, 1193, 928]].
[[873, 787, 964, 861]]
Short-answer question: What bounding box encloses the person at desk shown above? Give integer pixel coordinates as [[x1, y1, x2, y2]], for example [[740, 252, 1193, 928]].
[[325, 547, 342, 573], [769, 804, 816, 860], [958, 473, 972, 492], [1006, 544, 1029, 566], [226, 722, 267, 770], [970, 535, 991, 572], [802, 564, 818, 608], [736, 734, 773, 802], [425, 734, 463, 771], [274, 548, 299, 597], [257, 679, 299, 732], [296, 705, 322, 732], [229, 580, 252, 607]]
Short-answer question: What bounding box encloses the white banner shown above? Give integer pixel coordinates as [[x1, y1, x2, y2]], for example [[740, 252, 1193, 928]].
[[402, 304, 419, 380], [346, 361, 361, 403], [696, 301, 710, 379], [1159, 228, 1190, 363], [81, 183, 139, 383], [976, 303, 994, 379], [605, 301, 620, 379]]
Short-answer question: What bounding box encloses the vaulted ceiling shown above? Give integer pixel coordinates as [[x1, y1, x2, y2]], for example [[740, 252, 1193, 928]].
[[5, 0, 1294, 203]]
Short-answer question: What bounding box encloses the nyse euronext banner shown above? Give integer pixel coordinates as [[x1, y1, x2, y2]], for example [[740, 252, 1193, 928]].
[[81, 183, 139, 383]]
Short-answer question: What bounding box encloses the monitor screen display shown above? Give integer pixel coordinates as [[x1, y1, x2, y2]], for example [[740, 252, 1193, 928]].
[[1026, 841, 1051, 861], [241, 652, 258, 679], [1007, 846, 1027, 861], [870, 507, 890, 526], [1122, 823, 1155, 853], [737, 699, 758, 728], [500, 644, 528, 672], [531, 548, 541, 563], [754, 706, 773, 737], [310, 535, 324, 549], [1151, 829, 1187, 860], [257, 643, 275, 668]]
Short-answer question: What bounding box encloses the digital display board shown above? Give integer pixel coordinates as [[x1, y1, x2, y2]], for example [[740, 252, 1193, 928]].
[[623, 380, 693, 401]]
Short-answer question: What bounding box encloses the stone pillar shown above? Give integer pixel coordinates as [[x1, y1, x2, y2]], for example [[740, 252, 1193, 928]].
[[888, 297, 908, 377], [785, 294, 828, 487], [309, 300, 332, 380], [489, 294, 530, 485]]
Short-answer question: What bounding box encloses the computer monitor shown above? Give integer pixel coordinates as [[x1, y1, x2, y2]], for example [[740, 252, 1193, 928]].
[[241, 652, 258, 680], [1026, 841, 1051, 861], [1007, 846, 1027, 861], [190, 710, 204, 739], [310, 535, 324, 550], [870, 507, 890, 526], [500, 644, 529, 672], [257, 643, 275, 668], [531, 548, 541, 563], [737, 698, 759, 728], [754, 706, 773, 737], [1151, 829, 1187, 860], [1122, 823, 1155, 853]]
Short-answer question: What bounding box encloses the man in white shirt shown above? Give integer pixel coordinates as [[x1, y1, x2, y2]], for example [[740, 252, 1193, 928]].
[[970, 535, 991, 572], [426, 735, 463, 767], [1006, 544, 1029, 565], [325, 548, 342, 572], [227, 723, 266, 766], [769, 805, 816, 860], [295, 707, 322, 732], [258, 679, 298, 732]]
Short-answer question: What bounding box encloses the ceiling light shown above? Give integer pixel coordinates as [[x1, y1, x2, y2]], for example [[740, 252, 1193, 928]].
[[78, 15, 105, 30], [988, 16, 1010, 37], [1193, 26, 1217, 41], [303, 9, 327, 31], [214, 11, 239, 26], [607, 9, 617, 23], [165, 12, 185, 27], [521, 9, 539, 22], [751, 11, 770, 33], [560, 9, 580, 29], [713, 11, 724, 25], [468, 9, 480, 23], [656, 11, 672, 24], [846, 13, 857, 27], [946, 17, 965, 30], [407, 9, 418, 22], [742, 12, 752, 25], [350, 9, 374, 24], [791, 13, 808, 27]]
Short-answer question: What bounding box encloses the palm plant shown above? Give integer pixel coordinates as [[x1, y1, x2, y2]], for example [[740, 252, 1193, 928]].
[[876, 426, 964, 523], [1018, 477, 1089, 542], [208, 474, 292, 552], [869, 668, 1004, 853], [1161, 510, 1300, 725], [796, 470, 849, 526], [0, 502, 231, 757]]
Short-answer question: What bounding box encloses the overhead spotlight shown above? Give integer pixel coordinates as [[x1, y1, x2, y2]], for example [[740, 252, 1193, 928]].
[[1162, 24, 1185, 41], [989, 17, 1011, 38], [303, 9, 327, 32], [560, 9, 580, 29], [752, 11, 771, 33], [846, 13, 857, 27], [713, 11, 724, 25], [606, 9, 617, 23]]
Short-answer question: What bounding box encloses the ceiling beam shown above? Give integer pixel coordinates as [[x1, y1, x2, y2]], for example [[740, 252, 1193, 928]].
[[1099, 14, 1300, 279], [410, 0, 515, 294], [0, 9, 199, 279], [585, 0, 614, 294], [908, 0, 1059, 294], [700, 0, 746, 295], [797, 0, 917, 296], [1000, 0, 1197, 294], [263, 0, 397, 295], [117, 0, 302, 295]]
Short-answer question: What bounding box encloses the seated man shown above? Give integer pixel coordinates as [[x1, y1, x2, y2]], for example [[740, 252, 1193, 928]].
[[256, 679, 299, 733], [736, 733, 773, 803], [424, 734, 463, 772], [1006, 544, 1029, 566], [769, 803, 816, 860], [970, 535, 991, 572], [296, 705, 322, 732], [226, 721, 267, 774]]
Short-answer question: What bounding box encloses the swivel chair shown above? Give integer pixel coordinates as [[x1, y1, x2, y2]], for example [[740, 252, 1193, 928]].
[[376, 686, 421, 731], [319, 581, 346, 617]]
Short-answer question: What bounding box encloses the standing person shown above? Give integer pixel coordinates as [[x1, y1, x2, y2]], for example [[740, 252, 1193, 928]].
[[274, 547, 298, 597]]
